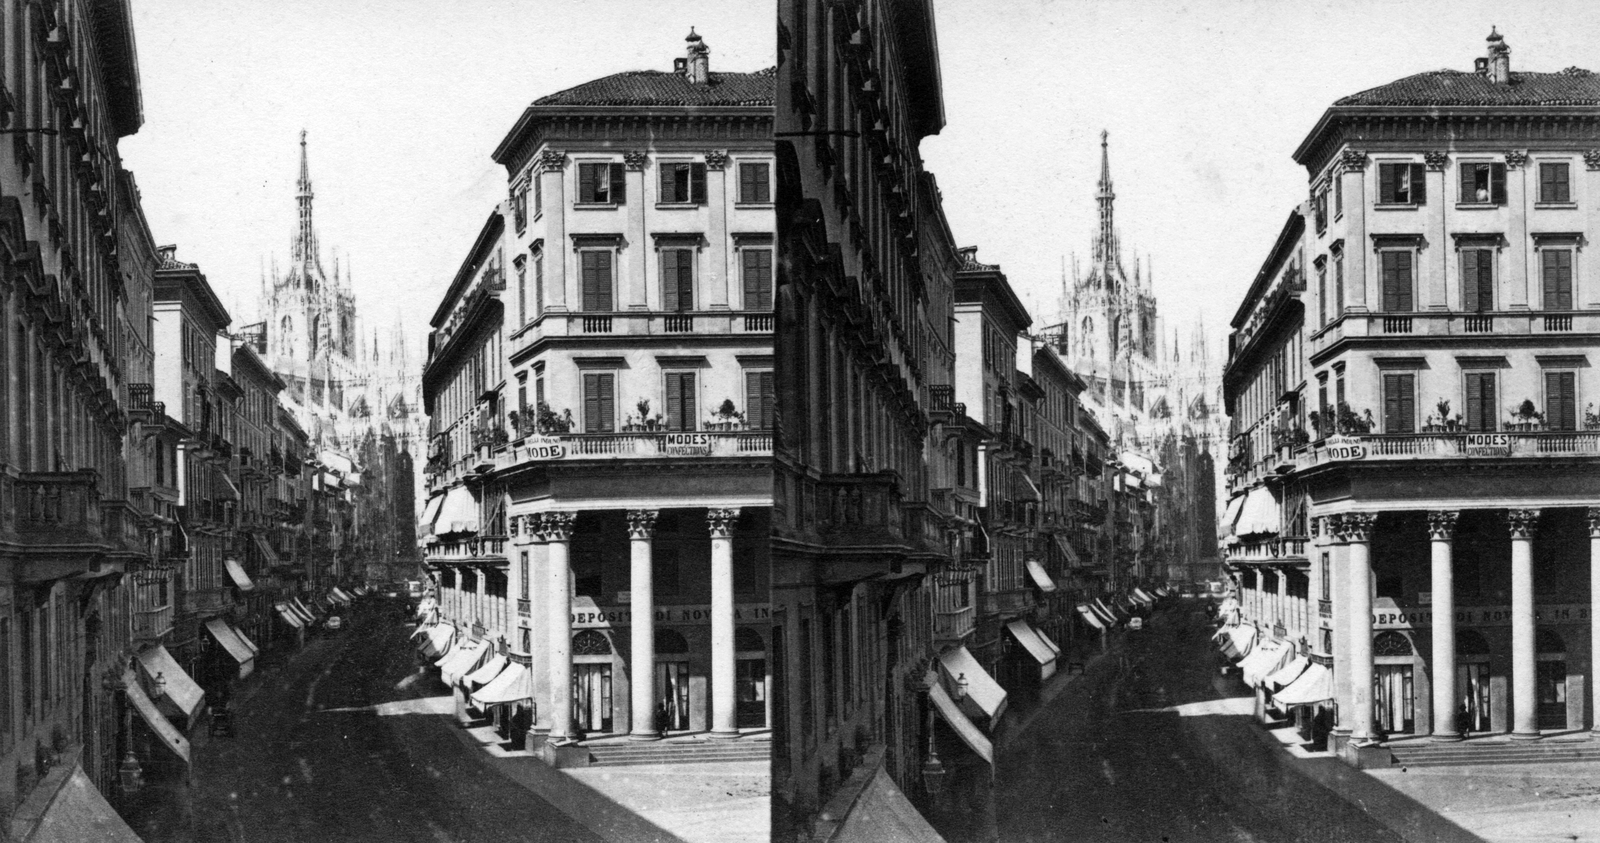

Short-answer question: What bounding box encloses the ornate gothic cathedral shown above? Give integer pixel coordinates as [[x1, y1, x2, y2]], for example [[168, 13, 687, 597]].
[[1043, 131, 1224, 580], [255, 132, 426, 582]]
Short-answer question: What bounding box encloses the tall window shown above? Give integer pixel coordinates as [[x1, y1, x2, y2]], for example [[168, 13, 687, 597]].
[[661, 249, 695, 312], [1380, 251, 1414, 312], [1539, 162, 1571, 204], [533, 250, 545, 319], [1545, 371, 1577, 431], [1461, 249, 1494, 312], [580, 251, 614, 311], [1459, 162, 1506, 204], [1382, 372, 1416, 434], [738, 162, 771, 203], [745, 370, 775, 430], [515, 257, 527, 325], [534, 169, 543, 216], [1464, 372, 1496, 432], [742, 248, 773, 310], [512, 181, 528, 232], [577, 162, 624, 204], [664, 372, 697, 431], [660, 162, 707, 204], [582, 372, 616, 433], [1378, 162, 1425, 205], [1541, 249, 1574, 310], [1316, 261, 1328, 326], [1333, 250, 1345, 316]]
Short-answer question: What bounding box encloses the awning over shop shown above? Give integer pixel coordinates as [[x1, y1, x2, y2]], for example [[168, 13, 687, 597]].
[[1240, 639, 1294, 688], [1266, 655, 1310, 692], [137, 645, 204, 723], [1236, 487, 1281, 537], [1274, 662, 1333, 706], [420, 624, 455, 660], [253, 534, 281, 568], [465, 654, 508, 689], [23, 759, 147, 843], [1077, 604, 1106, 630], [1130, 589, 1154, 605], [928, 680, 993, 765], [289, 601, 316, 624], [1220, 625, 1258, 661], [1217, 596, 1240, 616], [224, 558, 254, 591], [831, 764, 948, 843], [331, 588, 354, 603], [471, 661, 531, 706], [1055, 536, 1082, 567], [1093, 599, 1120, 622], [419, 493, 445, 536], [213, 467, 240, 501], [1018, 473, 1042, 501], [1221, 494, 1246, 538], [1006, 620, 1058, 679], [123, 668, 190, 764], [236, 627, 259, 655], [205, 619, 256, 678], [275, 603, 305, 629], [437, 485, 479, 535], [439, 641, 488, 686], [1024, 559, 1057, 593], [1119, 450, 1156, 477], [938, 646, 1007, 721]]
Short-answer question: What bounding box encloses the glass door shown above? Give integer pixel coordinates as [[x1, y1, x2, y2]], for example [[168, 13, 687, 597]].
[[736, 658, 766, 728], [655, 661, 691, 732], [572, 664, 613, 733], [1374, 664, 1414, 735], [1457, 663, 1491, 733], [1537, 661, 1568, 730]]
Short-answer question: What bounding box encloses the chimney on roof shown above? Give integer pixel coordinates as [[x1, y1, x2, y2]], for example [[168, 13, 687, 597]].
[[158, 244, 177, 263], [684, 27, 709, 84], [1486, 26, 1511, 84]]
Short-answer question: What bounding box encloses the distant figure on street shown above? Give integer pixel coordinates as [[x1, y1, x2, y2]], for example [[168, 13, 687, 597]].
[[1456, 704, 1472, 739]]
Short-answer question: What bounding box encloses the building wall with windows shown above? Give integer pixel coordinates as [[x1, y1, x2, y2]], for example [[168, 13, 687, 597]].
[[1228, 32, 1600, 761]]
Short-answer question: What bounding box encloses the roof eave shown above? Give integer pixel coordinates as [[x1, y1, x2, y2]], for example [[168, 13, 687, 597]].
[[1230, 209, 1307, 330], [430, 210, 506, 328], [493, 103, 772, 168], [1294, 102, 1600, 167]]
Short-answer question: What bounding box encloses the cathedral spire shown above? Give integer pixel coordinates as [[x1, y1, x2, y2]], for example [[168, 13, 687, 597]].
[[1094, 129, 1116, 266], [294, 129, 317, 267]]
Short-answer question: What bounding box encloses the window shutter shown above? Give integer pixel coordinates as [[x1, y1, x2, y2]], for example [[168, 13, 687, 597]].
[[1461, 251, 1478, 312], [1379, 164, 1396, 204], [1381, 253, 1398, 312], [760, 371, 775, 430], [1559, 373, 1576, 430], [1383, 374, 1400, 432], [1541, 163, 1557, 203], [1491, 163, 1507, 205], [579, 165, 595, 204], [596, 251, 613, 311], [1465, 374, 1483, 431], [665, 372, 683, 430], [582, 252, 598, 311], [1556, 164, 1571, 203], [662, 251, 680, 312], [598, 373, 615, 433], [1398, 374, 1415, 433], [1477, 251, 1494, 312], [583, 374, 601, 433], [1458, 163, 1473, 203], [608, 164, 625, 204], [739, 164, 754, 204], [660, 166, 674, 202], [691, 163, 707, 204], [677, 251, 694, 312], [1396, 252, 1412, 311], [1410, 164, 1426, 204], [1557, 251, 1573, 310], [1480, 373, 1496, 433]]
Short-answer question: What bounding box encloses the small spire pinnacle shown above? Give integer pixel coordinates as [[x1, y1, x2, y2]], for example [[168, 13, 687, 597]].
[[1094, 130, 1117, 270]]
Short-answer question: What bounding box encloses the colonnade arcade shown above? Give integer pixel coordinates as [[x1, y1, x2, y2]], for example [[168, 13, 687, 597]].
[[508, 507, 758, 742], [1325, 507, 1600, 743]]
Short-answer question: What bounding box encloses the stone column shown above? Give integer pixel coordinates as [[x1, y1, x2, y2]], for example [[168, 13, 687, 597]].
[[1509, 508, 1541, 739], [1424, 151, 1449, 310], [1589, 508, 1600, 735], [543, 511, 577, 744], [1428, 510, 1461, 741], [1339, 150, 1369, 312], [1276, 567, 1289, 630], [1344, 513, 1377, 742], [708, 508, 740, 738], [624, 151, 649, 309], [627, 509, 660, 740], [1504, 151, 1530, 310], [704, 150, 731, 309]]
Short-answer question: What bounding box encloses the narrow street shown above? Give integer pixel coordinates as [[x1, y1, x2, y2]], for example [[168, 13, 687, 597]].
[[143, 602, 604, 843], [994, 603, 1414, 843]]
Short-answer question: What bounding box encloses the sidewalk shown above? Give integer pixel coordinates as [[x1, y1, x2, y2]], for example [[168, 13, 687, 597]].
[[391, 655, 769, 843]]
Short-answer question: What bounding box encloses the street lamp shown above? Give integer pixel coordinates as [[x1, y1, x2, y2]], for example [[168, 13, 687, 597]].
[[954, 672, 969, 702], [152, 671, 167, 700]]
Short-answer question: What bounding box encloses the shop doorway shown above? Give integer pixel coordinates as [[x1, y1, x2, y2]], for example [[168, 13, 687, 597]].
[[1537, 629, 1568, 730], [573, 663, 613, 733], [1458, 663, 1492, 733], [1374, 664, 1415, 735], [656, 662, 691, 731], [735, 627, 767, 728]]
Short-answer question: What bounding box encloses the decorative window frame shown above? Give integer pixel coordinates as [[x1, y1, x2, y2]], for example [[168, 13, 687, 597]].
[[1531, 232, 1583, 312], [1371, 234, 1423, 314], [1538, 363, 1582, 431], [655, 157, 706, 208], [734, 158, 774, 207], [1454, 157, 1506, 209], [571, 234, 622, 314], [733, 232, 776, 312], [1373, 159, 1425, 209], [1532, 156, 1578, 209], [1449, 232, 1504, 313], [574, 159, 623, 209], [652, 234, 704, 313]]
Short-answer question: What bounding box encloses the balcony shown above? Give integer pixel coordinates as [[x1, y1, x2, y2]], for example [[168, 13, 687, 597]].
[[1299, 431, 1600, 469], [183, 586, 231, 615], [1227, 535, 1309, 563], [980, 588, 1033, 618], [1312, 310, 1600, 359], [133, 604, 173, 642], [426, 535, 508, 564], [14, 470, 103, 543], [933, 604, 976, 643], [512, 310, 776, 358], [127, 382, 158, 421], [493, 430, 773, 465]]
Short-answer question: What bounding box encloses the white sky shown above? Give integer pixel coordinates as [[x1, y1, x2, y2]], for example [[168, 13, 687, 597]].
[[920, 0, 1600, 353], [119, 0, 774, 352]]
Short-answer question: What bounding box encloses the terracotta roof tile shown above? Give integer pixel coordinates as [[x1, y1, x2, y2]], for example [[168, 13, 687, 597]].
[[532, 68, 775, 108], [1336, 67, 1600, 107]]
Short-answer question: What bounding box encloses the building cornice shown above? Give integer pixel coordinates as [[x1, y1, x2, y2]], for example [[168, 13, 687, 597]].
[[1294, 106, 1600, 178]]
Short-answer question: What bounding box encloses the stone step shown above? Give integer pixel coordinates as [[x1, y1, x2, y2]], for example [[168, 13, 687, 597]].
[[1389, 740, 1600, 768], [586, 741, 771, 767]]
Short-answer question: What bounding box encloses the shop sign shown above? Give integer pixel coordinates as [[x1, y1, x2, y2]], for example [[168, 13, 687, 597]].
[[1322, 435, 1368, 462], [572, 602, 772, 628], [519, 437, 568, 461], [1373, 603, 1591, 629], [663, 433, 712, 456], [1464, 433, 1511, 456]]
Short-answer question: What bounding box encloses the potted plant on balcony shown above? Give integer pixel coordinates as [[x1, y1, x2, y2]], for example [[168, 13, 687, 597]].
[[1334, 401, 1373, 435], [1505, 399, 1545, 433], [707, 399, 745, 432], [535, 401, 574, 435], [1423, 399, 1452, 433], [1585, 403, 1600, 430]]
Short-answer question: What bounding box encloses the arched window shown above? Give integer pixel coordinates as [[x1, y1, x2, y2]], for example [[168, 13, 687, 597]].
[[1373, 630, 1413, 657], [1537, 629, 1565, 655], [572, 629, 612, 656], [279, 316, 292, 353], [1456, 629, 1491, 656], [655, 629, 689, 655], [735, 627, 763, 653]]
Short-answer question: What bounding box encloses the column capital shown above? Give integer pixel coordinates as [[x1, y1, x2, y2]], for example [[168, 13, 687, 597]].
[[1584, 149, 1600, 172], [540, 511, 577, 542], [1503, 149, 1529, 171], [510, 514, 540, 545], [1507, 508, 1541, 540], [623, 150, 648, 171], [626, 509, 659, 539], [1423, 150, 1449, 171], [703, 149, 730, 171], [1587, 507, 1600, 538], [707, 508, 741, 539], [1339, 512, 1376, 543], [537, 148, 567, 173], [1339, 149, 1368, 174], [1426, 510, 1459, 541]]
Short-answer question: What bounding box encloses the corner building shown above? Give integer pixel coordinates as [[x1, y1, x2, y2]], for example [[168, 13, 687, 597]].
[[1227, 32, 1600, 763], [421, 33, 773, 757]]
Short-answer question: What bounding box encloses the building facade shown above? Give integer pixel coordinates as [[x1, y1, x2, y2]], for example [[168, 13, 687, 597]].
[[1226, 32, 1600, 763]]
